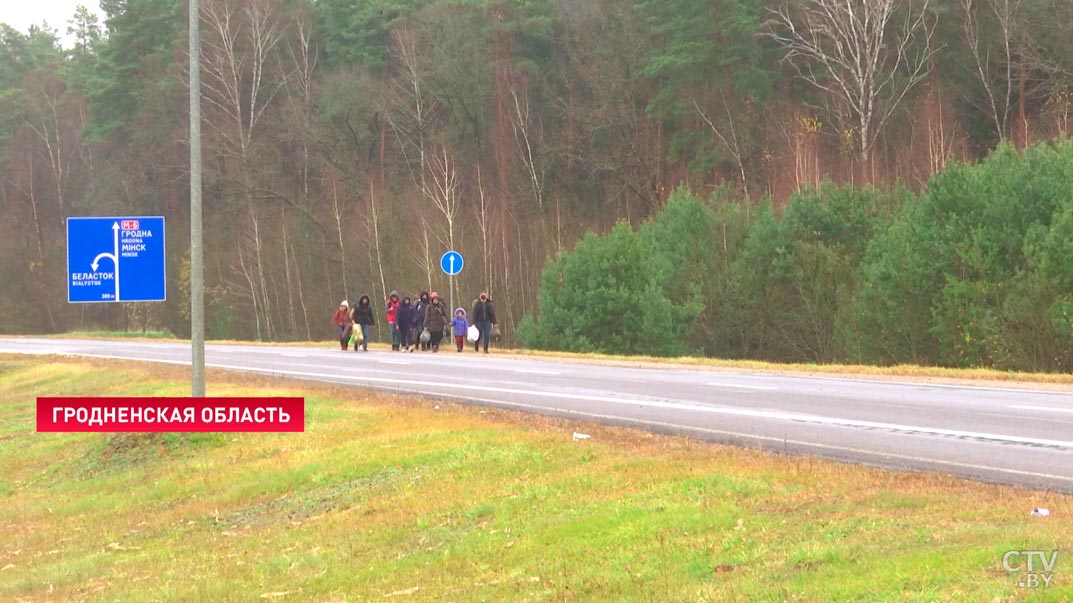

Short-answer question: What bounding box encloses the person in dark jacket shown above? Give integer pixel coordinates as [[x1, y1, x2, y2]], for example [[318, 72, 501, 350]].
[[471, 292, 497, 353], [397, 295, 416, 352], [349, 295, 376, 352], [423, 291, 449, 352], [413, 291, 431, 351], [332, 300, 351, 350]]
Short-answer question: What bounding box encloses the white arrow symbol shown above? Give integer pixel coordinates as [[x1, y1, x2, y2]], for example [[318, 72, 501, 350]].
[[90, 222, 121, 301], [449, 254, 456, 275]]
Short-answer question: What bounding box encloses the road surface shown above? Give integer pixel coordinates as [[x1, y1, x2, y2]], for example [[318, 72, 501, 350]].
[[3, 337, 1072, 491]]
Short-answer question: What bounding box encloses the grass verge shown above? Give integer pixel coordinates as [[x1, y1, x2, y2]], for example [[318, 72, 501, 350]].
[[0, 355, 1068, 602]]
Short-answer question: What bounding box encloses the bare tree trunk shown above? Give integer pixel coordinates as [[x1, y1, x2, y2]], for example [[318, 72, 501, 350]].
[[368, 180, 388, 309], [1017, 62, 1030, 147], [475, 164, 492, 291], [280, 205, 297, 337], [695, 98, 750, 198], [960, 0, 1018, 140], [424, 145, 461, 250], [250, 205, 273, 339], [28, 91, 70, 225], [23, 154, 57, 331], [507, 72, 545, 211], [238, 241, 263, 341], [924, 76, 957, 179], [330, 175, 349, 300], [289, 235, 311, 341], [554, 195, 562, 255], [286, 17, 318, 201]]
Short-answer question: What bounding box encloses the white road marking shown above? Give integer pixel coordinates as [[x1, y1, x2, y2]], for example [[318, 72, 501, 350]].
[[16, 350, 1073, 452], [66, 353, 1073, 450], [1010, 405, 1073, 414], [708, 382, 777, 391], [378, 360, 412, 365], [279, 352, 309, 358], [795, 374, 1073, 396], [514, 369, 561, 376], [408, 390, 1073, 485]]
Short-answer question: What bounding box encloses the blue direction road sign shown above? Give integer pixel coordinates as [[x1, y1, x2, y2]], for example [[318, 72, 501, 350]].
[[440, 250, 464, 276], [67, 217, 166, 303]]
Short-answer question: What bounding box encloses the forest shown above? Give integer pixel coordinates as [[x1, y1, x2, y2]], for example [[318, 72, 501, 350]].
[[2, 0, 1073, 370]]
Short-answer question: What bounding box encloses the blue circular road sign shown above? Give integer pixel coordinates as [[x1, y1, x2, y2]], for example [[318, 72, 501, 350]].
[[440, 250, 464, 276]]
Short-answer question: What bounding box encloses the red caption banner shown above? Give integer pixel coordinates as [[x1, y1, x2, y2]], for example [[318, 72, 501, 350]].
[[37, 397, 305, 433]]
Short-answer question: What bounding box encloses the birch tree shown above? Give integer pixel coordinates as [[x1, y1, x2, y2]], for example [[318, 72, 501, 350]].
[[200, 0, 290, 336], [959, 0, 1020, 141], [765, 0, 938, 173], [506, 71, 545, 212]]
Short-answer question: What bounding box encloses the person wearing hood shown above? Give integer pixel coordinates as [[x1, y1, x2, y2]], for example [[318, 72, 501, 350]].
[[451, 307, 469, 352], [471, 292, 497, 354], [396, 295, 416, 352], [413, 291, 431, 351], [423, 291, 449, 352], [350, 294, 375, 352], [332, 300, 352, 350], [386, 291, 401, 351]]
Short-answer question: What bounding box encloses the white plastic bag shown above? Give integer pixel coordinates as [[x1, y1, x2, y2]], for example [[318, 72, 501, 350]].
[[466, 324, 480, 342]]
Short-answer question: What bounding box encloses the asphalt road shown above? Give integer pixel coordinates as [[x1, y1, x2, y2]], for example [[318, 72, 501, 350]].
[[4, 337, 1073, 492]]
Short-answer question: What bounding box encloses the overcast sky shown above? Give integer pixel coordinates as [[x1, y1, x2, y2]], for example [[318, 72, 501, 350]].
[[0, 1, 107, 47]]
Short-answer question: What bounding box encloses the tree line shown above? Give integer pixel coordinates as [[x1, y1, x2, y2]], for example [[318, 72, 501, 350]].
[[521, 141, 1073, 372], [1, 0, 1071, 366]]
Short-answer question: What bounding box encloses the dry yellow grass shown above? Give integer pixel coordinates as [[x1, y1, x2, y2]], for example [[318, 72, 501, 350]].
[[1, 355, 1068, 602]]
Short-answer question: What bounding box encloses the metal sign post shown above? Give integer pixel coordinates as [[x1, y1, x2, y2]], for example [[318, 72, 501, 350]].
[[190, 0, 205, 397]]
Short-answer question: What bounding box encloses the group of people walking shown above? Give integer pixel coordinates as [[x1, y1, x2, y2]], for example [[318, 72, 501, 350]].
[[332, 290, 497, 354]]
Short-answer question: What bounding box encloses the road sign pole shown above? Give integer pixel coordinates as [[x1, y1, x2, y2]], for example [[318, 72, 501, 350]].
[[190, 0, 205, 397], [112, 223, 121, 302]]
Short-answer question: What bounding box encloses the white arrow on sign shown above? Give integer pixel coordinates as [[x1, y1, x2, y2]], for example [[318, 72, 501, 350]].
[[90, 222, 121, 301]]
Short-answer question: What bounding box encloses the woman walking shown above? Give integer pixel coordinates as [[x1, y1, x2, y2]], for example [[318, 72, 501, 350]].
[[350, 295, 375, 352], [332, 300, 352, 350], [423, 291, 449, 352], [385, 291, 401, 351]]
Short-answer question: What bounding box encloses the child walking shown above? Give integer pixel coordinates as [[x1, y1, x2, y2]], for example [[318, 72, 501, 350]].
[[451, 308, 469, 352]]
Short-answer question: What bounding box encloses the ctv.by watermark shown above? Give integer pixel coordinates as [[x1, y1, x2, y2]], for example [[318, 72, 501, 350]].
[[1003, 550, 1059, 588]]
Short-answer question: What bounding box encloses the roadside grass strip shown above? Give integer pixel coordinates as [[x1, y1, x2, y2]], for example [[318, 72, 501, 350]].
[[0, 356, 1069, 602]]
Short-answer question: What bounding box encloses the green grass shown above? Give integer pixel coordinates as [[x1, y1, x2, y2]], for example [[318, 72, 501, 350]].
[[0, 355, 1069, 602], [58, 329, 179, 340]]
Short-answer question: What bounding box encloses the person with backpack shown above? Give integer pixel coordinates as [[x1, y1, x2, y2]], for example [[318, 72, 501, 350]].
[[471, 292, 497, 353], [385, 291, 401, 351], [451, 308, 469, 352], [350, 294, 375, 352], [332, 300, 352, 351], [423, 291, 449, 352]]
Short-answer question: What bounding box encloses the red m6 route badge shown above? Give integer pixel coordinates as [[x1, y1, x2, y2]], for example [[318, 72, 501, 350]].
[[121, 220, 139, 230]]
